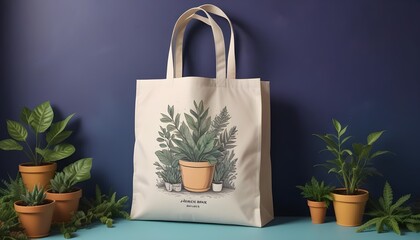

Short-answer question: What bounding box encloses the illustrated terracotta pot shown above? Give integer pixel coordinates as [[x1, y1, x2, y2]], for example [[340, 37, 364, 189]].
[[179, 160, 215, 192], [19, 162, 57, 191], [332, 188, 369, 226], [307, 200, 327, 224], [212, 182, 223, 192], [14, 199, 55, 238], [45, 188, 82, 223]]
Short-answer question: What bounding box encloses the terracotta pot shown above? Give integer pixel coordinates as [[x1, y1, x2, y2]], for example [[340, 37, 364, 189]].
[[14, 199, 55, 238], [212, 182, 223, 192], [179, 160, 215, 192], [19, 162, 57, 191], [332, 188, 369, 226], [45, 188, 82, 223], [307, 200, 327, 224]]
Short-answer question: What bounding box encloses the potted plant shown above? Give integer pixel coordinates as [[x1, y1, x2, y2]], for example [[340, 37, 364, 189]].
[[212, 150, 238, 192], [296, 177, 334, 224], [314, 119, 389, 226], [13, 185, 55, 238], [155, 101, 238, 193], [46, 158, 92, 223], [0, 101, 76, 191], [154, 160, 182, 192]]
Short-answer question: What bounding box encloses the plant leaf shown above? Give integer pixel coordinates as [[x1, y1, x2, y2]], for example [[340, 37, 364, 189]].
[[63, 158, 93, 183], [0, 139, 23, 151], [28, 101, 54, 133], [37, 143, 75, 162], [20, 107, 32, 125], [390, 194, 411, 213], [332, 119, 342, 133], [383, 181, 393, 210], [46, 113, 74, 145], [6, 120, 28, 141], [367, 131, 385, 145]]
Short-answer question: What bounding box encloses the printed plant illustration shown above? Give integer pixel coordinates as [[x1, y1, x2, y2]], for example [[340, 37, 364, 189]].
[[154, 100, 238, 192]]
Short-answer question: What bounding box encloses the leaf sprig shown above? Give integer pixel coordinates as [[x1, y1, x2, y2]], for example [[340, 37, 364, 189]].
[[357, 182, 420, 235]]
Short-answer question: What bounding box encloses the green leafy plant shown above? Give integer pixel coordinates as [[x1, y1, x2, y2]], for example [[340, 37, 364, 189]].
[[296, 177, 335, 207], [0, 176, 27, 240], [0, 207, 27, 240], [60, 185, 130, 239], [50, 158, 93, 193], [154, 161, 181, 184], [0, 101, 76, 166], [357, 182, 420, 235], [19, 185, 46, 206], [0, 175, 26, 204], [314, 119, 389, 195]]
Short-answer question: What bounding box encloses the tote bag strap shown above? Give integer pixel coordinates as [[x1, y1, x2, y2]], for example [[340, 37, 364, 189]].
[[174, 4, 236, 80], [166, 7, 226, 81]]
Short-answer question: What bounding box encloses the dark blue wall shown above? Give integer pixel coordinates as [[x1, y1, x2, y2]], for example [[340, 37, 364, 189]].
[[1, 0, 420, 216]]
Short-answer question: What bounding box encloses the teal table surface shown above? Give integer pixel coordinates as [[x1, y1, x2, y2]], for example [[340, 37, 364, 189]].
[[44, 217, 420, 240]]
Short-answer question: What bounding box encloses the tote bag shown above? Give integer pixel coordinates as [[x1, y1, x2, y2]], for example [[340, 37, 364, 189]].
[[131, 4, 273, 227]]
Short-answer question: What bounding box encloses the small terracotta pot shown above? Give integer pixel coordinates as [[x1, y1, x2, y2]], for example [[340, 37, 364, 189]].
[[179, 160, 215, 192], [19, 162, 57, 191], [46, 188, 82, 223], [332, 188, 369, 227], [307, 200, 327, 224], [14, 199, 55, 238]]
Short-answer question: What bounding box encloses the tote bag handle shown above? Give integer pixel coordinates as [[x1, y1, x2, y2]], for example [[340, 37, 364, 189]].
[[174, 4, 236, 80], [166, 7, 227, 80]]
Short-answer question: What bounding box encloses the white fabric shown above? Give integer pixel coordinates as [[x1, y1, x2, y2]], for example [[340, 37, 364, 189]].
[[131, 5, 273, 227]]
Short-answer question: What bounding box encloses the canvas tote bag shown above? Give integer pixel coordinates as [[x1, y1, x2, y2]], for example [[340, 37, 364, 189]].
[[131, 4, 273, 227]]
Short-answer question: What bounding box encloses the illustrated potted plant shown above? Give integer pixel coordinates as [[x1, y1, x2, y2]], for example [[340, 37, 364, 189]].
[[314, 119, 389, 226], [13, 185, 55, 238], [155, 101, 237, 193], [46, 158, 92, 223], [212, 150, 238, 192], [296, 177, 335, 224], [154, 160, 182, 192], [0, 101, 76, 191]]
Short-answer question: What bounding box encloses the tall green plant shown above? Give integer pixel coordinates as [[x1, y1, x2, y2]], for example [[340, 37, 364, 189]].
[[0, 101, 75, 166], [314, 119, 389, 195], [357, 182, 420, 235]]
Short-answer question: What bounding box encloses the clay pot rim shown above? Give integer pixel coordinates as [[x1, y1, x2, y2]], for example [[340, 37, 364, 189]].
[[19, 162, 57, 173], [179, 159, 214, 167], [307, 200, 328, 208], [332, 188, 369, 202], [14, 199, 55, 212], [46, 188, 82, 200]]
